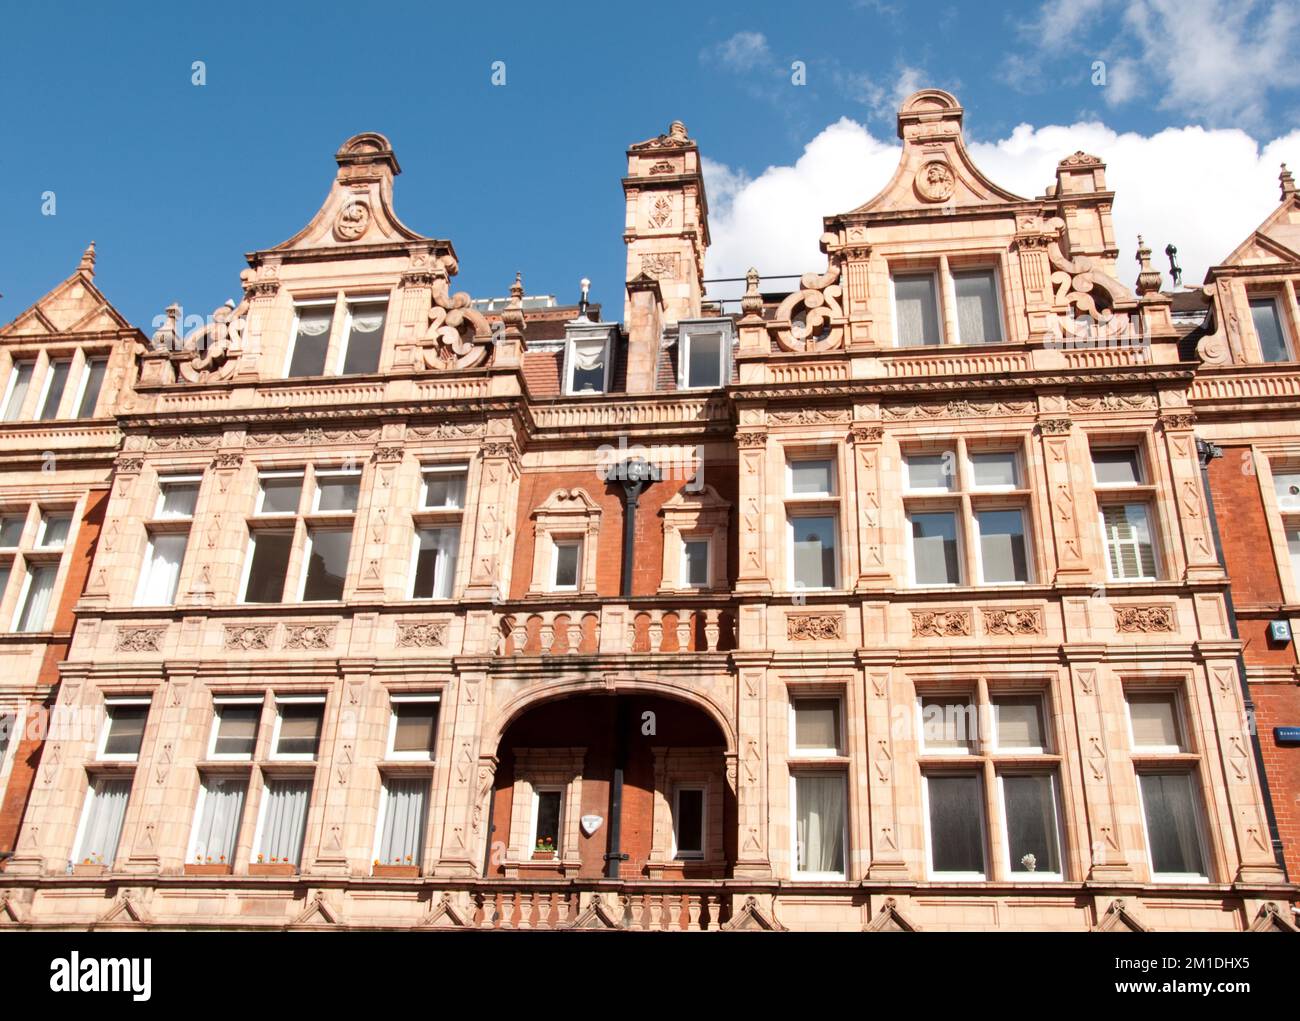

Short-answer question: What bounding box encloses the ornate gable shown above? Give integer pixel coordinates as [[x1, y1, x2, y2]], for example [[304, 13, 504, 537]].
[[846, 89, 1026, 215], [258, 132, 455, 261], [0, 243, 132, 339], [1217, 172, 1300, 270]]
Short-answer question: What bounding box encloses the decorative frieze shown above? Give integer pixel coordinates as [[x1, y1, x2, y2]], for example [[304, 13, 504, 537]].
[[1067, 392, 1156, 413], [884, 398, 1034, 421], [1113, 605, 1176, 633], [396, 621, 449, 648], [115, 626, 164, 653], [223, 624, 276, 651], [283, 624, 336, 650], [1037, 418, 1073, 434], [786, 612, 845, 642], [910, 609, 972, 638], [769, 408, 850, 425], [982, 607, 1044, 636]]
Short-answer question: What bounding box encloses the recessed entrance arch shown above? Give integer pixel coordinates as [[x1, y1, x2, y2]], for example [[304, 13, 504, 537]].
[[486, 689, 735, 880]]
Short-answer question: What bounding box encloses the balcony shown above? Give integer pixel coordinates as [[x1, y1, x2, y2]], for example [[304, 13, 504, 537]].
[[496, 599, 736, 656]]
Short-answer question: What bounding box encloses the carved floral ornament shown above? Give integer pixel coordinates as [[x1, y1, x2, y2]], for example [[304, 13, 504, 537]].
[[417, 254, 495, 370], [786, 612, 845, 641], [1114, 605, 1176, 633]]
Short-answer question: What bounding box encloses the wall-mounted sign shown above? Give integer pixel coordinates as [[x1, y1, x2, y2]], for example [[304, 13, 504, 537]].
[[580, 814, 604, 836], [1275, 726, 1300, 745], [1269, 619, 1293, 643]]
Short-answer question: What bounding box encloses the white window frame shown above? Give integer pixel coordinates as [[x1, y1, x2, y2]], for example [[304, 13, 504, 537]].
[[680, 536, 711, 590], [921, 772, 988, 881], [310, 468, 361, 515], [996, 771, 1064, 882], [35, 357, 72, 420], [788, 697, 844, 758], [419, 464, 468, 510], [671, 784, 707, 860], [96, 697, 151, 762], [238, 528, 294, 605], [890, 269, 942, 348], [967, 449, 1021, 492], [269, 695, 326, 762], [677, 329, 728, 390], [370, 775, 429, 868], [788, 772, 849, 881], [950, 265, 1006, 346], [989, 693, 1049, 755], [0, 360, 35, 420], [71, 356, 107, 419], [916, 695, 976, 756], [1248, 294, 1294, 362], [185, 774, 248, 865], [385, 694, 441, 761], [283, 299, 337, 379], [549, 537, 582, 592], [786, 513, 840, 592], [785, 457, 837, 498], [529, 784, 566, 855], [11, 562, 58, 633], [206, 697, 263, 761], [295, 524, 353, 603], [153, 474, 203, 519], [902, 452, 956, 495], [1091, 446, 1146, 488], [36, 511, 72, 548], [1124, 690, 1187, 755], [250, 774, 313, 866], [1098, 502, 1159, 582], [971, 505, 1031, 585], [134, 530, 189, 606], [255, 470, 305, 517], [1135, 769, 1211, 884], [408, 526, 459, 600], [334, 296, 390, 376], [70, 775, 132, 868], [905, 507, 964, 588], [564, 335, 612, 396]]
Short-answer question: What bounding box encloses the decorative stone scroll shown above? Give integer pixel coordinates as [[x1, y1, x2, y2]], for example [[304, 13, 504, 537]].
[[786, 612, 845, 642], [283, 624, 336, 650], [910, 609, 972, 638], [1113, 605, 1176, 634], [418, 255, 494, 370], [772, 259, 845, 353]]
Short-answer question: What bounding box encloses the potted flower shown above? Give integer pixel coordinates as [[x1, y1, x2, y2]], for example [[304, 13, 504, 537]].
[[185, 852, 233, 876], [372, 854, 419, 878], [72, 852, 106, 876], [532, 836, 556, 861], [249, 852, 297, 877]]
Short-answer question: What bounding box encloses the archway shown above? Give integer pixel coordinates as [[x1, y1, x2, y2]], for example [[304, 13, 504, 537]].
[[486, 693, 734, 880]]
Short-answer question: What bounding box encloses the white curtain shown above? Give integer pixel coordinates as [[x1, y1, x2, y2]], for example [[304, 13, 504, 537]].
[[795, 775, 845, 875], [75, 777, 132, 865], [296, 311, 332, 336], [431, 527, 458, 598], [349, 309, 385, 333], [259, 778, 311, 864], [2, 362, 34, 421], [571, 338, 606, 371], [41, 515, 70, 547], [139, 532, 188, 605], [954, 269, 1001, 343], [191, 776, 247, 862], [893, 275, 939, 346], [16, 564, 56, 632], [76, 359, 107, 418], [378, 779, 427, 866]]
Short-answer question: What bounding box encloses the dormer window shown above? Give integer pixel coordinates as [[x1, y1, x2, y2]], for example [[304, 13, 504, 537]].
[[677, 319, 733, 390], [1249, 296, 1293, 362], [891, 263, 1004, 346], [566, 336, 610, 394], [285, 296, 390, 378]]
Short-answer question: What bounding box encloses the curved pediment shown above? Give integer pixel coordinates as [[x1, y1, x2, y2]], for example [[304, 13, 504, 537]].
[[843, 89, 1026, 217]]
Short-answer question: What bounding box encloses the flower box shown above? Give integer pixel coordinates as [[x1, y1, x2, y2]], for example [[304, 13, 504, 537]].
[[249, 862, 297, 877], [372, 864, 420, 878], [72, 863, 107, 877], [531, 850, 556, 861], [185, 863, 233, 876]]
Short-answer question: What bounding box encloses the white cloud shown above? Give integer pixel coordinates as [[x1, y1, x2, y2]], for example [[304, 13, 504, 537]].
[[703, 117, 1300, 299], [703, 31, 772, 74]]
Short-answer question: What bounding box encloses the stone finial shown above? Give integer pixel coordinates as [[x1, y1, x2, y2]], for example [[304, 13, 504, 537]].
[[150, 303, 180, 352], [1134, 235, 1162, 296], [741, 267, 764, 317], [1281, 163, 1296, 200], [501, 272, 525, 333], [509, 271, 524, 303], [78, 241, 96, 279]]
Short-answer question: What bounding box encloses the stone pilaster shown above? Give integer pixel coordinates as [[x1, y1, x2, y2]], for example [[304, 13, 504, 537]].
[[735, 429, 771, 594], [732, 653, 771, 878], [434, 667, 485, 876], [849, 423, 889, 588], [1036, 416, 1091, 581]]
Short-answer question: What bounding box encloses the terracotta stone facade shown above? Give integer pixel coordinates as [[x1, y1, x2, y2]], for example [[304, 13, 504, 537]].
[[0, 90, 1298, 931]]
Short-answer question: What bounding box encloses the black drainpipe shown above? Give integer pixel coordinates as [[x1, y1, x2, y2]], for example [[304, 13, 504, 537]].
[[603, 457, 659, 877], [1196, 437, 1288, 878]]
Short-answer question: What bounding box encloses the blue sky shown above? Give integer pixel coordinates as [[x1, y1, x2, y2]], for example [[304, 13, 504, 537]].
[[3, 0, 1298, 330]]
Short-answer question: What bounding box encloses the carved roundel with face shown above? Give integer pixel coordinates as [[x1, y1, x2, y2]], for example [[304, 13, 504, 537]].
[[334, 200, 371, 241], [915, 160, 955, 202]]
